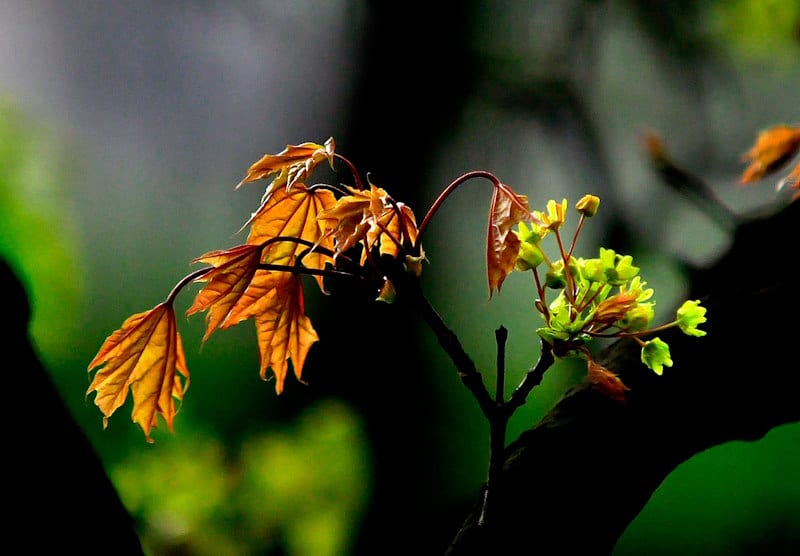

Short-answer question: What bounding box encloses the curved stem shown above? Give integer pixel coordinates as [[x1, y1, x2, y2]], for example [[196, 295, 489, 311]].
[[165, 268, 213, 305], [414, 171, 530, 251], [334, 153, 363, 190]]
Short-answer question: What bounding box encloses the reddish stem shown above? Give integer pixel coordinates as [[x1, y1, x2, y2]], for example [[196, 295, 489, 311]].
[[414, 171, 531, 251]]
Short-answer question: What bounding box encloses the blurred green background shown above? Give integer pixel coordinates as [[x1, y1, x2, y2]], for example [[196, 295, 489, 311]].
[[1, 1, 798, 554]]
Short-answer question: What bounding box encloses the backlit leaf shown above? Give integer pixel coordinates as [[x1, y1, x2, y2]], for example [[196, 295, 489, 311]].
[[251, 274, 319, 394], [316, 185, 372, 257], [237, 137, 336, 194], [368, 201, 419, 260], [221, 269, 287, 327], [247, 182, 336, 291], [186, 244, 263, 341], [740, 124, 800, 184], [87, 302, 189, 442], [317, 183, 419, 264], [488, 186, 532, 297]]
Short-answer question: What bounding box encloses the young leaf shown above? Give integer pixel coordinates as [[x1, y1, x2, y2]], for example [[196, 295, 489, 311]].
[[251, 274, 319, 394], [87, 303, 189, 442], [186, 244, 264, 341], [316, 185, 373, 258], [317, 183, 420, 263], [237, 137, 336, 193], [218, 269, 287, 327], [246, 182, 336, 291], [488, 186, 532, 297], [740, 124, 800, 184], [367, 200, 419, 259]]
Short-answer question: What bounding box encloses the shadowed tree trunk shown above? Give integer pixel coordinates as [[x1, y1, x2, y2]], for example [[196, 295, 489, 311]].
[[5, 258, 144, 555]]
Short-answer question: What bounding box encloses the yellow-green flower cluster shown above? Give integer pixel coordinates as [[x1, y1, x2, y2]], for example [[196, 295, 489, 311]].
[[512, 195, 707, 376]]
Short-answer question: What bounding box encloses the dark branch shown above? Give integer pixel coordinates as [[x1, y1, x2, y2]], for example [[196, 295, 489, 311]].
[[446, 200, 800, 555]]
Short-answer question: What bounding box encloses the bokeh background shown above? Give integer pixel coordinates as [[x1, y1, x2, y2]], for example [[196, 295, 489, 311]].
[[2, 1, 799, 555]]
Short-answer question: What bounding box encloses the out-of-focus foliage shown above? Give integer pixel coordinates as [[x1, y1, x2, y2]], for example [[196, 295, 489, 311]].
[[0, 98, 84, 360], [113, 399, 370, 556], [708, 0, 800, 64]]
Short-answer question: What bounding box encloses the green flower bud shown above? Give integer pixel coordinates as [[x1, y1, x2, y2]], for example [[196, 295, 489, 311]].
[[516, 241, 545, 270], [576, 194, 600, 217], [619, 302, 654, 332], [545, 264, 567, 289]]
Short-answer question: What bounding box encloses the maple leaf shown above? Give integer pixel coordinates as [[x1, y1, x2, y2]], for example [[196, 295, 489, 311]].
[[219, 269, 287, 326], [368, 200, 419, 259], [251, 273, 319, 394], [237, 137, 336, 195], [315, 185, 372, 257], [186, 244, 263, 341], [246, 182, 336, 291], [740, 124, 800, 184], [87, 302, 189, 443], [488, 186, 532, 297], [317, 183, 419, 264]]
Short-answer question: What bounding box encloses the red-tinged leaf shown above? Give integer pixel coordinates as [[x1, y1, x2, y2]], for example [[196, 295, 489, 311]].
[[318, 184, 420, 264], [587, 359, 629, 402], [368, 201, 419, 260], [237, 137, 336, 193], [488, 186, 532, 297], [87, 303, 189, 442], [186, 244, 263, 341], [251, 274, 319, 394], [221, 269, 287, 327], [740, 124, 800, 184], [247, 182, 336, 291], [316, 185, 373, 257]]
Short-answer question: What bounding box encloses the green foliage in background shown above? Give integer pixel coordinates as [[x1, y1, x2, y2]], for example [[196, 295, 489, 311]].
[[0, 98, 84, 361], [113, 400, 371, 556], [709, 0, 800, 63]]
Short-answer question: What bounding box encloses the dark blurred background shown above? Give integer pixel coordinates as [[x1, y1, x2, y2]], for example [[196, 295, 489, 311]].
[[1, 1, 798, 554]]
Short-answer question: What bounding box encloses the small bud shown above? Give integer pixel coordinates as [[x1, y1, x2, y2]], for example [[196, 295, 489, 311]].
[[376, 279, 396, 303], [404, 253, 425, 277], [575, 195, 600, 217], [515, 241, 545, 271], [545, 263, 567, 289]]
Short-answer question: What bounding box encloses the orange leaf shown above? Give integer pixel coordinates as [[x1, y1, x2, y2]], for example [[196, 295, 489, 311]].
[[318, 183, 420, 264], [87, 303, 189, 442], [186, 244, 263, 341], [237, 137, 335, 193], [221, 269, 287, 326], [251, 274, 319, 394], [368, 201, 419, 260], [316, 185, 372, 257], [487, 186, 532, 297], [247, 182, 336, 291], [740, 124, 800, 184]]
